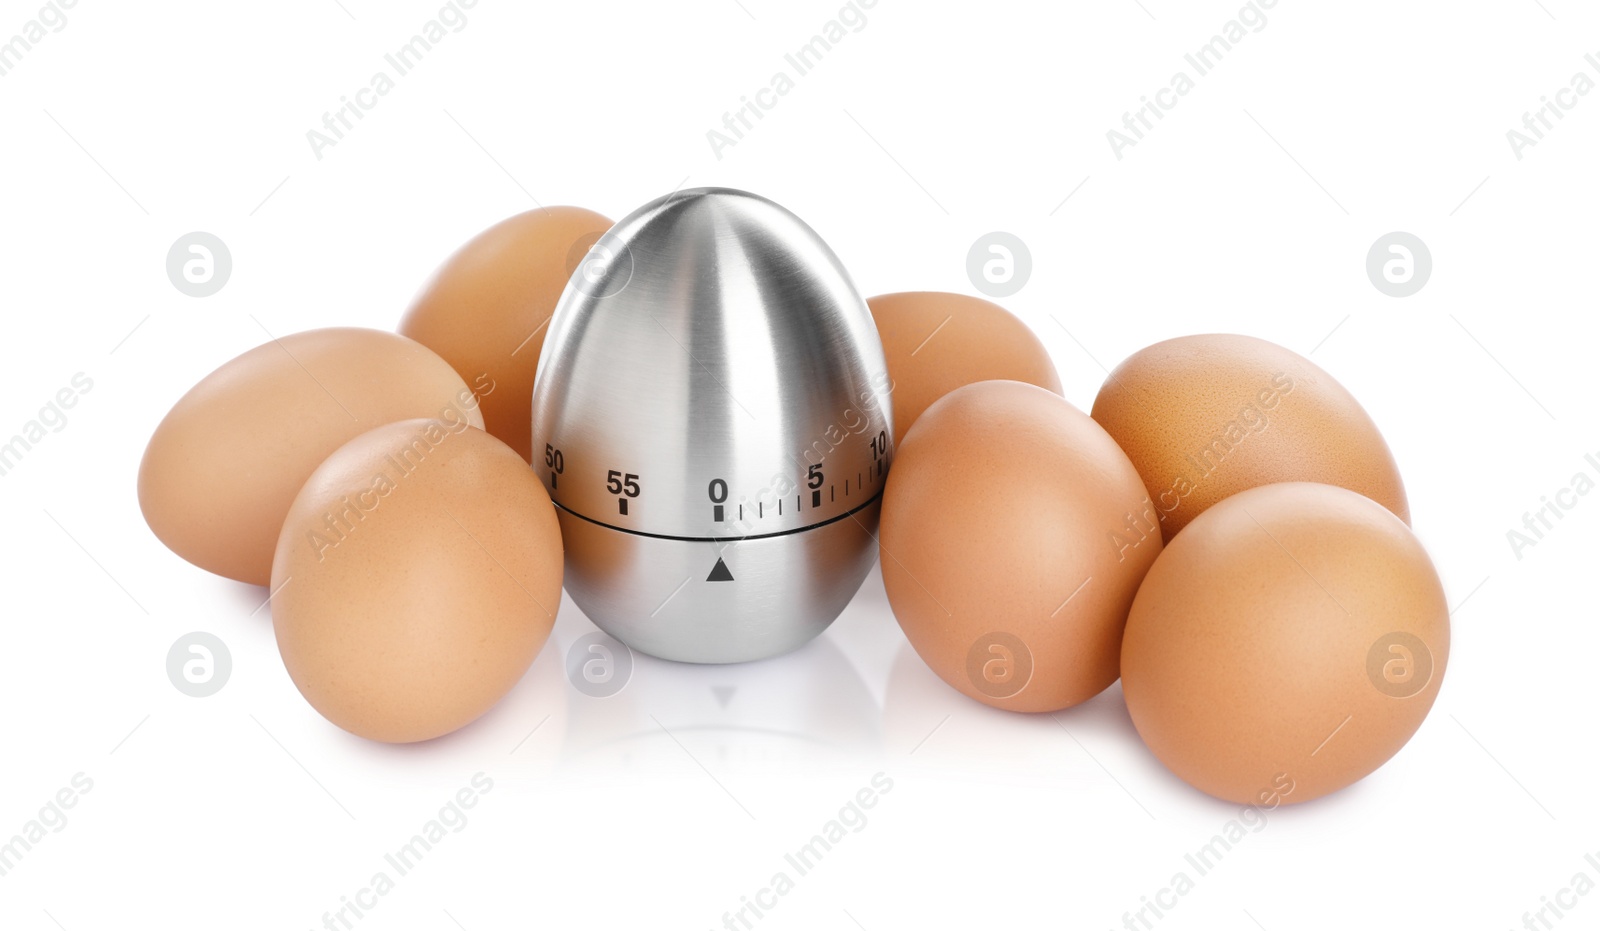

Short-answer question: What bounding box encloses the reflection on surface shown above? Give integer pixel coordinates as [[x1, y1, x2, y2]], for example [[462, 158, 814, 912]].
[[883, 640, 1134, 786], [555, 610, 881, 774]]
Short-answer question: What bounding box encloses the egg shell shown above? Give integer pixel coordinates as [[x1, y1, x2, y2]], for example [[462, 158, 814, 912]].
[[1121, 482, 1449, 805], [399, 206, 614, 463], [868, 291, 1062, 446], [880, 380, 1161, 712], [1090, 333, 1408, 542], [271, 418, 562, 743], [138, 328, 485, 586]]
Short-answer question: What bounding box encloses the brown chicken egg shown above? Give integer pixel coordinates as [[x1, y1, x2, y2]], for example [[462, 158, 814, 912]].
[[1121, 482, 1449, 805], [399, 206, 614, 462], [868, 292, 1062, 446], [1090, 333, 1408, 542], [880, 380, 1161, 712], [272, 418, 563, 743], [138, 328, 484, 586]]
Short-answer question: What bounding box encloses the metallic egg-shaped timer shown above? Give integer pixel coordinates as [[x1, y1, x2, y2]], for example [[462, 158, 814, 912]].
[[530, 188, 894, 664]]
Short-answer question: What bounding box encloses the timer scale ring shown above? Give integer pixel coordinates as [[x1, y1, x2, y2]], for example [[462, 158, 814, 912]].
[[530, 188, 894, 664]]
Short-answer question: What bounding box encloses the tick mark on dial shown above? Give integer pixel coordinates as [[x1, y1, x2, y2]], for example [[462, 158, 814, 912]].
[[554, 492, 882, 543]]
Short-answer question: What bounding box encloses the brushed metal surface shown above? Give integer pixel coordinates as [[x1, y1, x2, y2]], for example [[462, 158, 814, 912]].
[[530, 187, 894, 663]]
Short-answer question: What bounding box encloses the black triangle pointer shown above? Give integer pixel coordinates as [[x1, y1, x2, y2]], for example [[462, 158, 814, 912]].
[[706, 558, 734, 582]]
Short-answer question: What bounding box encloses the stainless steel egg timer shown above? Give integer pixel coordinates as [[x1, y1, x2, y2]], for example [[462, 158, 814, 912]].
[[530, 188, 894, 664]]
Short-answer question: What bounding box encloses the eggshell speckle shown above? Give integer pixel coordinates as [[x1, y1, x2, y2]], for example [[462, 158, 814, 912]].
[[880, 380, 1161, 712], [1091, 333, 1408, 542], [272, 419, 562, 743], [1121, 482, 1449, 805]]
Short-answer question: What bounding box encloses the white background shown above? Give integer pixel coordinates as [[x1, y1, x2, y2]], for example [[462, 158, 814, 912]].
[[1, 1, 1596, 929]]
